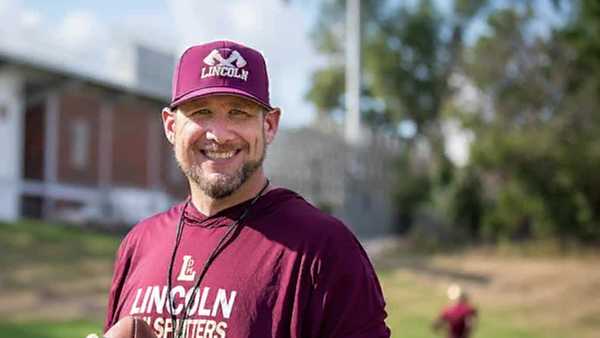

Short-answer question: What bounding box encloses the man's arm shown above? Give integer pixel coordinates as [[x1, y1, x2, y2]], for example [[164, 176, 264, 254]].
[[104, 234, 134, 333]]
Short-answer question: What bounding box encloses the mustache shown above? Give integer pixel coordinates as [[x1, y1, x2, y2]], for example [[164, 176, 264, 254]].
[[193, 142, 245, 152]]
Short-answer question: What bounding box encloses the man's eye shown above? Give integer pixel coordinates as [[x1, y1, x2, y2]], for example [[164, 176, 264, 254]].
[[190, 109, 211, 116], [230, 109, 250, 117]]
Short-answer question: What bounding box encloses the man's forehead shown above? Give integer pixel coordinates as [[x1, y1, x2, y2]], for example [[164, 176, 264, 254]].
[[180, 95, 261, 110]]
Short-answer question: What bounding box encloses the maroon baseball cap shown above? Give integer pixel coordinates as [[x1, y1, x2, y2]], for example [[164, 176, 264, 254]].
[[170, 40, 272, 110]]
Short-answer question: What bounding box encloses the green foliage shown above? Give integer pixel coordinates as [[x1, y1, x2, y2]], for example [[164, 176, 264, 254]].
[[305, 66, 345, 114], [480, 181, 548, 241], [308, 0, 489, 236], [308, 0, 489, 132], [448, 168, 484, 240], [363, 0, 445, 129], [562, 0, 600, 93], [392, 155, 431, 233], [308, 0, 600, 244], [457, 1, 600, 244]]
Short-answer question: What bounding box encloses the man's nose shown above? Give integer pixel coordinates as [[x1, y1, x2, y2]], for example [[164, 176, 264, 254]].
[[205, 117, 235, 144]]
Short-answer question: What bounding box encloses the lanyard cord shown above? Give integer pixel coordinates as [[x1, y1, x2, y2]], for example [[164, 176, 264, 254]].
[[166, 179, 270, 338]]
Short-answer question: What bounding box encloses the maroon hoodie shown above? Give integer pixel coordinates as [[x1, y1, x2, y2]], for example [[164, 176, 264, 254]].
[[105, 188, 390, 338]]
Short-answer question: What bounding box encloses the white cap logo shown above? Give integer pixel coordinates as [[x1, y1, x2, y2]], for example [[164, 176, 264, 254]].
[[203, 49, 247, 68], [201, 48, 249, 81]]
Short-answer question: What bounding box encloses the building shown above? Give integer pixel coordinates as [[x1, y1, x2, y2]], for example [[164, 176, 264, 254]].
[[0, 43, 399, 238], [0, 43, 185, 226]]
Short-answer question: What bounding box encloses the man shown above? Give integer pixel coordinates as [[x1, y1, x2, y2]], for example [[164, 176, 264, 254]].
[[432, 284, 477, 338], [104, 40, 391, 338]]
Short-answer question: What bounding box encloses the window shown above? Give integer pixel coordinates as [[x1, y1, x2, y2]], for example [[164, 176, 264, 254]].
[[70, 118, 90, 170]]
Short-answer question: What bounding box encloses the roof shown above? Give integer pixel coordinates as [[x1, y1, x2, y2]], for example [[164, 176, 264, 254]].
[[0, 47, 170, 104]]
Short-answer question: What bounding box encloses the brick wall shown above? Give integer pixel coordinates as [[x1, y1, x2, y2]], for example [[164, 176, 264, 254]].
[[56, 92, 101, 186], [111, 99, 154, 188], [53, 89, 188, 196]]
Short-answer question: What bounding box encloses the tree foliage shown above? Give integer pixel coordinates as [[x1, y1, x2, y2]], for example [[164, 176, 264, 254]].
[[308, 0, 487, 133], [307, 0, 600, 244], [307, 0, 489, 233], [462, 1, 600, 243]]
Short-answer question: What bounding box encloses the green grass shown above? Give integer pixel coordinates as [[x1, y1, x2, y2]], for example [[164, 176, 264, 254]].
[[0, 320, 103, 338], [378, 270, 561, 338], [0, 219, 120, 263], [0, 220, 120, 338], [0, 220, 591, 338], [0, 219, 121, 289]]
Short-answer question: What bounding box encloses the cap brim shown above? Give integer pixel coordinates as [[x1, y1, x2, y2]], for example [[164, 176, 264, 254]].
[[170, 87, 272, 110]]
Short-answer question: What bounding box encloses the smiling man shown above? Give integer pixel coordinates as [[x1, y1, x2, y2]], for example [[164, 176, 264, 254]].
[[104, 40, 390, 338]]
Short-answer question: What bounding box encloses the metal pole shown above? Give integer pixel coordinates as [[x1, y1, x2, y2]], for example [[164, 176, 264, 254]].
[[345, 0, 361, 144]]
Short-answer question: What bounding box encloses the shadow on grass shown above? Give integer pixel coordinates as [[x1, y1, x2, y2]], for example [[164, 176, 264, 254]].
[[373, 248, 491, 286]]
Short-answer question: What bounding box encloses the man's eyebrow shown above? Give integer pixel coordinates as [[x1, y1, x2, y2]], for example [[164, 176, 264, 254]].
[[230, 104, 259, 113], [230, 105, 253, 111], [180, 98, 258, 111], [229, 99, 254, 109], [180, 101, 207, 111]]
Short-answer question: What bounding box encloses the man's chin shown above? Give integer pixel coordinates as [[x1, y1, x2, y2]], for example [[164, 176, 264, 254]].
[[181, 158, 263, 199], [205, 171, 231, 179], [196, 173, 242, 199], [203, 172, 236, 184]]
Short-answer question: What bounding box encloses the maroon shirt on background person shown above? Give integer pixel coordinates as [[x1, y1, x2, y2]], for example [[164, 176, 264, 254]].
[[104, 188, 391, 338], [438, 301, 477, 338]]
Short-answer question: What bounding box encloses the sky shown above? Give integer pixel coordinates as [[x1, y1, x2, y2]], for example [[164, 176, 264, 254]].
[[0, 0, 565, 166], [0, 0, 321, 127]]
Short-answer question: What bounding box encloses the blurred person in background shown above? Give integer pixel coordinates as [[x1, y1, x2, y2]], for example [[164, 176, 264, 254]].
[[432, 284, 477, 338], [103, 40, 390, 338]]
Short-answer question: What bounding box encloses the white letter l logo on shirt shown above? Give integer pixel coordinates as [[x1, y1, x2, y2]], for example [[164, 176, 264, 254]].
[[177, 255, 196, 282]]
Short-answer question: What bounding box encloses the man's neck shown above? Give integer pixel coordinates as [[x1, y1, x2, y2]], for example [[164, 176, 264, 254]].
[[189, 171, 269, 216]]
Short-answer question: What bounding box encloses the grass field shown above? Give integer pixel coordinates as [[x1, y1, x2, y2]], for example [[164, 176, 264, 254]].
[[1, 219, 598, 338]]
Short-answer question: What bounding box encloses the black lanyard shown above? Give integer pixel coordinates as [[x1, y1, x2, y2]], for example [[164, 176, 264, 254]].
[[166, 179, 270, 338]]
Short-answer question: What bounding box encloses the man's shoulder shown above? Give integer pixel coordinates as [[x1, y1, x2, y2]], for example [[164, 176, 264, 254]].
[[269, 188, 346, 224], [113, 202, 184, 261], [264, 188, 357, 245], [265, 188, 378, 285]]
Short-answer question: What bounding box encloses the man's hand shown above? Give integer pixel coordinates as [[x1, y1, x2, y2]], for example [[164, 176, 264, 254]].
[[104, 316, 157, 338]]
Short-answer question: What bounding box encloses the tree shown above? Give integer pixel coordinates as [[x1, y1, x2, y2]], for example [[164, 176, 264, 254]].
[[462, 1, 600, 243], [307, 0, 600, 243], [307, 0, 488, 232]]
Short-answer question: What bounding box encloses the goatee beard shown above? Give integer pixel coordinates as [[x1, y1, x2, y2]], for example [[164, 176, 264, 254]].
[[183, 158, 263, 199], [177, 144, 266, 199]]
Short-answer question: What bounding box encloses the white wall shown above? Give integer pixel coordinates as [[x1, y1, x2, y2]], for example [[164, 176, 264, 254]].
[[0, 68, 24, 221], [108, 188, 173, 224]]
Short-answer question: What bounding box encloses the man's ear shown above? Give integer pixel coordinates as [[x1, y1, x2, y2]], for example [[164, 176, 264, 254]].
[[162, 107, 176, 145], [264, 107, 281, 144]]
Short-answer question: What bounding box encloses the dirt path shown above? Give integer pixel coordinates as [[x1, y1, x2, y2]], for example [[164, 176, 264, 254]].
[[373, 247, 600, 338]]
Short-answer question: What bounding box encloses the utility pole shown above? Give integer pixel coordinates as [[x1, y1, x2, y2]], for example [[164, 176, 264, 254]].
[[345, 0, 361, 144]]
